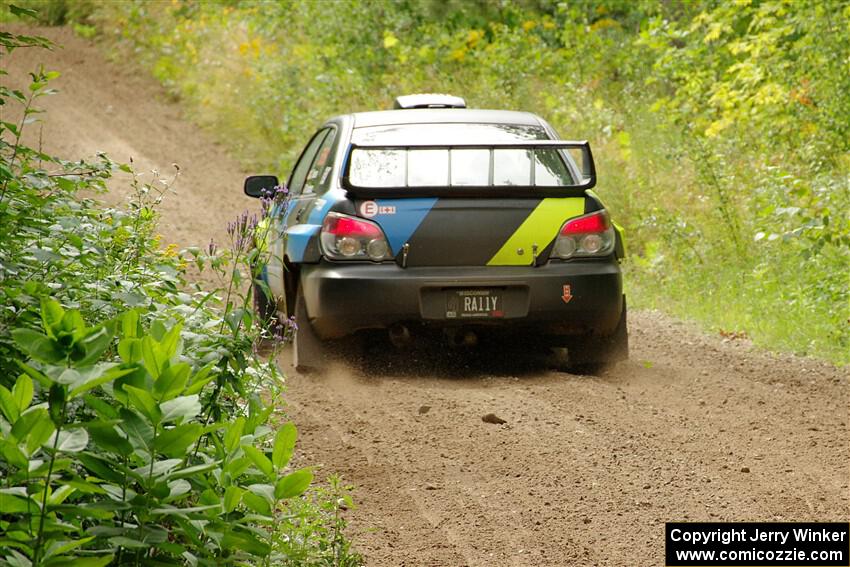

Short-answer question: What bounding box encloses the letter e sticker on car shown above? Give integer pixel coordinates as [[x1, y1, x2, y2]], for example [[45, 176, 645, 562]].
[[360, 200, 378, 218], [360, 201, 396, 218], [562, 284, 573, 304]]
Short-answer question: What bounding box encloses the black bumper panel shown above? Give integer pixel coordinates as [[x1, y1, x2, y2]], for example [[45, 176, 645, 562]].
[[300, 260, 623, 339]]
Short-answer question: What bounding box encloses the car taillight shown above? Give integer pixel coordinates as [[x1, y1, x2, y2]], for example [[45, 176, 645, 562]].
[[552, 210, 615, 259], [320, 212, 393, 262]]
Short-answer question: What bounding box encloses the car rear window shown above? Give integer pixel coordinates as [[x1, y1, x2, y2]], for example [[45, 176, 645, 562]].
[[349, 123, 574, 188]]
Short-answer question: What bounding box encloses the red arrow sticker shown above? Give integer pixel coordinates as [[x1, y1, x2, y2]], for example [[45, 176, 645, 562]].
[[562, 284, 573, 304]]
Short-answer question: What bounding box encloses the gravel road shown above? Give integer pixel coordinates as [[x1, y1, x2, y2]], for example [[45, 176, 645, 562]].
[[6, 26, 848, 566]]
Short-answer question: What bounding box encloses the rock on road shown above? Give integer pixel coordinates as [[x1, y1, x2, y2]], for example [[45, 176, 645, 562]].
[[6, 26, 848, 566]]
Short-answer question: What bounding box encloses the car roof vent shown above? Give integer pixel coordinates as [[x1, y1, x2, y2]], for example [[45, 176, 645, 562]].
[[393, 93, 466, 109]]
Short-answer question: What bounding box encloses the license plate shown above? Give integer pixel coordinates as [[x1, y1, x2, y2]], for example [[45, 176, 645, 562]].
[[446, 289, 504, 319]]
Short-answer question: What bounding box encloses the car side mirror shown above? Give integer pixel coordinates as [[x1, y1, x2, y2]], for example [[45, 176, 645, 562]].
[[244, 175, 279, 198]]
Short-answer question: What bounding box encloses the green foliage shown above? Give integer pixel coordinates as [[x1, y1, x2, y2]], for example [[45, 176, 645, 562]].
[[0, 24, 362, 566], [2, 0, 98, 26], [91, 0, 848, 362], [1, 300, 317, 565]]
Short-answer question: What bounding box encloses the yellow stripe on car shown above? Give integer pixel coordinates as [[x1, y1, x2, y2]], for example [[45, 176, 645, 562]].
[[487, 197, 585, 266]]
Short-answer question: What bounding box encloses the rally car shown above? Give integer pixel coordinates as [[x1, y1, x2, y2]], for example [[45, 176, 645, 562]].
[[244, 94, 628, 371]]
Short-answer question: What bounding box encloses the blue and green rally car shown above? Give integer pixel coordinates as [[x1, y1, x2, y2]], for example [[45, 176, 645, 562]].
[[244, 94, 628, 371]]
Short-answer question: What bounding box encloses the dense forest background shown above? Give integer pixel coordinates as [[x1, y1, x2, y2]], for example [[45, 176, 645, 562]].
[[12, 0, 850, 362]]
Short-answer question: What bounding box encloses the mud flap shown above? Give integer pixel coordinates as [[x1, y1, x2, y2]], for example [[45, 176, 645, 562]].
[[563, 296, 629, 371], [253, 279, 277, 325], [292, 286, 326, 373]]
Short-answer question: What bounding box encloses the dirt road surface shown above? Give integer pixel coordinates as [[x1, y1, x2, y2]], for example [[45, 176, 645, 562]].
[[6, 26, 848, 566]]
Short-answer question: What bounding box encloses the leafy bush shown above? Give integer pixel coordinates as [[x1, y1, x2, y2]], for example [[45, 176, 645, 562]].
[[87, 0, 848, 362], [0, 22, 361, 566]]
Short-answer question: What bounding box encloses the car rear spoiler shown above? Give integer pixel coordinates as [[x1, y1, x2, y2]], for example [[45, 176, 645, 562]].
[[340, 140, 596, 198]]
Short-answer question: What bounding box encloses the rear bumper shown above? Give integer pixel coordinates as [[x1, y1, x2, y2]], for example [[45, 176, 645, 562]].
[[300, 260, 623, 339]]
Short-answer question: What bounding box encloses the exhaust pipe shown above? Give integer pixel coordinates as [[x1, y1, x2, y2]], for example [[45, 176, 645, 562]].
[[460, 329, 478, 347], [444, 328, 478, 347], [388, 324, 411, 348]]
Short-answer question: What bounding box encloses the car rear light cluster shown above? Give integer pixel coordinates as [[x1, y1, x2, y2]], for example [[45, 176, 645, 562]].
[[552, 210, 615, 259], [320, 212, 393, 262]]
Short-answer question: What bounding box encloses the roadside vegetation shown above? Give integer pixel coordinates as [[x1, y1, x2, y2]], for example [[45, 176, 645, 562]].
[[25, 0, 842, 362], [0, 15, 361, 566]]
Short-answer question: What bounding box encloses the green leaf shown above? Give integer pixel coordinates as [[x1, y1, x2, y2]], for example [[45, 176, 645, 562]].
[[224, 417, 245, 453], [58, 368, 82, 386], [84, 395, 119, 420], [0, 493, 35, 514], [40, 298, 65, 337], [159, 323, 183, 360], [199, 488, 220, 507], [247, 483, 275, 503], [13, 408, 55, 455], [1, 548, 31, 567], [154, 423, 203, 458], [0, 533, 31, 556], [242, 446, 273, 479], [9, 4, 39, 18], [224, 456, 252, 478], [11, 374, 33, 412], [138, 458, 183, 481], [77, 453, 125, 483], [86, 421, 133, 456], [247, 402, 270, 435], [184, 369, 216, 396], [108, 536, 148, 549], [112, 367, 147, 406], [241, 491, 271, 516], [153, 363, 191, 401], [221, 529, 270, 556], [15, 361, 51, 388], [74, 326, 112, 366], [166, 479, 191, 501], [124, 385, 161, 424], [69, 365, 134, 399], [60, 478, 107, 494], [0, 385, 19, 423], [223, 486, 244, 513], [150, 504, 221, 516], [44, 556, 112, 567], [48, 382, 66, 426], [150, 320, 168, 341], [160, 395, 201, 423], [274, 468, 312, 499], [47, 484, 76, 505], [47, 428, 89, 453], [118, 338, 142, 364], [119, 408, 154, 449], [272, 422, 297, 470], [165, 460, 219, 480], [60, 310, 86, 339], [30, 457, 73, 477], [11, 328, 65, 363], [122, 310, 140, 339], [141, 335, 165, 379], [0, 439, 27, 468]]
